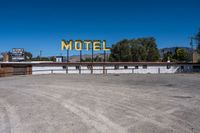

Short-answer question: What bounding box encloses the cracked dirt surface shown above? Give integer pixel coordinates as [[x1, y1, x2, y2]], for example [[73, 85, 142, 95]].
[[0, 74, 200, 133]]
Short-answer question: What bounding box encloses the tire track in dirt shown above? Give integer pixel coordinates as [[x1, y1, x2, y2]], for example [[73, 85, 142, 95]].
[[1, 74, 200, 133], [0, 103, 10, 133], [28, 84, 197, 133], [0, 99, 23, 133], [16, 87, 127, 133], [76, 93, 194, 133]]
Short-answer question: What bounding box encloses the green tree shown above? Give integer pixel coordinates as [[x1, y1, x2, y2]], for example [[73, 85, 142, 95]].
[[174, 48, 189, 62], [49, 56, 56, 62], [32, 56, 50, 61], [94, 56, 103, 62], [142, 37, 160, 61], [130, 43, 147, 61], [109, 37, 160, 62], [110, 39, 131, 61], [163, 51, 173, 62], [109, 44, 120, 61], [130, 37, 159, 61]]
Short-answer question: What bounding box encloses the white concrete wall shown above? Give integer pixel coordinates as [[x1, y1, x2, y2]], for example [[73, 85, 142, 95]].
[[32, 64, 191, 75], [32, 66, 64, 75], [67, 66, 79, 74], [132, 65, 180, 74], [80, 66, 91, 74]]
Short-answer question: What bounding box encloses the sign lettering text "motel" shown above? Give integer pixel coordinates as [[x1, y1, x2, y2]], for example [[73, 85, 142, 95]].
[[61, 40, 110, 51]]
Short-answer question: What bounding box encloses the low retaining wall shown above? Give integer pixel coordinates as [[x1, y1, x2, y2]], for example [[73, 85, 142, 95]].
[[0, 64, 32, 77], [32, 65, 180, 75], [0, 62, 200, 77], [0, 67, 14, 77]]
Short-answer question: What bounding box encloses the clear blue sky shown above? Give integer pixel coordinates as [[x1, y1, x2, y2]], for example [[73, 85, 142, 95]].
[[0, 0, 200, 56]]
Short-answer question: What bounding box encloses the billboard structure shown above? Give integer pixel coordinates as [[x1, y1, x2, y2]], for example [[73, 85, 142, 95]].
[[61, 40, 110, 63], [11, 48, 25, 61]]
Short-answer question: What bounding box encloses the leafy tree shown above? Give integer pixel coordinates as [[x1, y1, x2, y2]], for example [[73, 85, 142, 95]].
[[85, 57, 92, 62], [32, 56, 50, 61], [94, 56, 103, 62], [49, 56, 56, 62], [163, 51, 173, 62], [109, 44, 120, 61], [141, 37, 160, 61], [174, 48, 189, 62], [109, 37, 160, 62], [130, 43, 147, 61], [110, 39, 131, 61]]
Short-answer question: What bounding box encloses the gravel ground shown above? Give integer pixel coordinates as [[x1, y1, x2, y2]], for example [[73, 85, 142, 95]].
[[0, 74, 200, 133]]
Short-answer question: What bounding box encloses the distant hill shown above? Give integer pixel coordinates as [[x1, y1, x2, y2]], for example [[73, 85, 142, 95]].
[[69, 53, 110, 62], [159, 47, 192, 58]]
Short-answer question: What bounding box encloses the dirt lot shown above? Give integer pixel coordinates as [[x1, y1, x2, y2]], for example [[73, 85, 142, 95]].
[[0, 74, 200, 133]]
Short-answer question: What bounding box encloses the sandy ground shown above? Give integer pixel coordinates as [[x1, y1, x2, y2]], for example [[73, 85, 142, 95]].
[[0, 74, 200, 133]]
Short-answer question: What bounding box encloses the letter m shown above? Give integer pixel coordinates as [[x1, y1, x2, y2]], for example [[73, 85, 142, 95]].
[[61, 40, 72, 50]]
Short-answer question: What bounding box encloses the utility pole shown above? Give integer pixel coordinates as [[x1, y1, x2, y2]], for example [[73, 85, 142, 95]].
[[104, 50, 106, 62], [80, 50, 82, 62], [92, 44, 94, 63], [39, 50, 42, 60], [190, 37, 198, 63], [67, 49, 69, 62], [190, 37, 194, 63]]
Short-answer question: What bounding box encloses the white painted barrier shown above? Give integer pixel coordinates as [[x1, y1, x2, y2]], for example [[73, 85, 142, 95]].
[[32, 64, 183, 75]]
